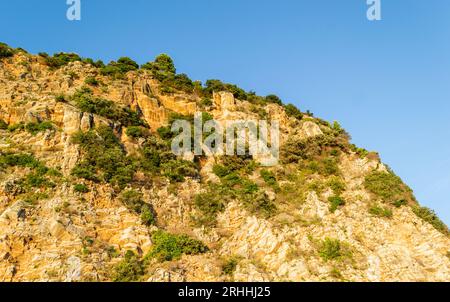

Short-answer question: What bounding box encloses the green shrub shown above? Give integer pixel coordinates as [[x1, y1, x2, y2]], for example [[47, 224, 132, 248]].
[[307, 179, 326, 195], [67, 71, 78, 80], [82, 58, 105, 68], [260, 169, 277, 186], [203, 79, 248, 100], [118, 189, 156, 226], [221, 172, 243, 187], [157, 126, 174, 141], [364, 170, 414, 205], [306, 110, 314, 117], [222, 257, 239, 276], [146, 230, 209, 262], [212, 164, 232, 178], [22, 192, 49, 205], [167, 112, 195, 124], [250, 105, 268, 119], [142, 54, 187, 94], [4, 154, 61, 191], [7, 123, 25, 132], [393, 199, 408, 208], [71, 88, 145, 127], [160, 73, 194, 94], [126, 126, 147, 139], [260, 169, 279, 191], [113, 250, 145, 282], [281, 133, 349, 165], [243, 191, 276, 218], [328, 195, 346, 213], [117, 57, 139, 71], [106, 246, 120, 258], [160, 159, 199, 182], [84, 76, 99, 86], [40, 52, 82, 69], [369, 205, 393, 218], [15, 48, 28, 54], [330, 149, 340, 157], [138, 135, 197, 182], [195, 160, 275, 225], [349, 144, 372, 158], [21, 172, 55, 189], [0, 153, 41, 169], [71, 126, 136, 188], [140, 204, 156, 226], [157, 112, 205, 142], [319, 238, 351, 262], [100, 65, 122, 78], [244, 180, 263, 193], [412, 206, 449, 236], [101, 57, 138, 78], [142, 54, 176, 75], [327, 177, 346, 195], [221, 156, 256, 175], [55, 94, 66, 102], [0, 154, 60, 190], [73, 184, 90, 193], [284, 104, 303, 120], [303, 157, 340, 177], [0, 43, 14, 59], [99, 57, 138, 79], [322, 158, 340, 176], [194, 185, 227, 227], [0, 119, 8, 130], [319, 238, 341, 261], [119, 189, 145, 213], [139, 142, 164, 172], [265, 94, 283, 105], [25, 121, 54, 135], [71, 163, 98, 182], [199, 98, 213, 108], [332, 121, 344, 134]]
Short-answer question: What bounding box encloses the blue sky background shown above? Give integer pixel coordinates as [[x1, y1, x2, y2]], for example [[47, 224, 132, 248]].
[[1, 0, 449, 224]]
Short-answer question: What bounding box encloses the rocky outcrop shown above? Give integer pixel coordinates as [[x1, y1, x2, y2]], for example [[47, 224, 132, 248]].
[[301, 121, 323, 138], [213, 91, 236, 112], [0, 50, 448, 282]]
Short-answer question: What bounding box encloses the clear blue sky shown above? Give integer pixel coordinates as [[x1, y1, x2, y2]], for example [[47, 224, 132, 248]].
[[1, 0, 449, 224]]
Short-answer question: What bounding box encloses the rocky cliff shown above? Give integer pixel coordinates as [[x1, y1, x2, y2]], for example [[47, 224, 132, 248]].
[[0, 45, 448, 282]]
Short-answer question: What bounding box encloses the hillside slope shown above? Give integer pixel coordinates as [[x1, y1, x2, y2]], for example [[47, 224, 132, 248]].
[[0, 44, 448, 282]]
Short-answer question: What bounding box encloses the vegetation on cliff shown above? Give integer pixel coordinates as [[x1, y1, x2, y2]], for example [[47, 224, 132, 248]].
[[0, 42, 448, 282]]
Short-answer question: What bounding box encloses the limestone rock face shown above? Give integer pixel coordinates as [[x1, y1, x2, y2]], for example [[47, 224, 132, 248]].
[[213, 91, 236, 112], [0, 50, 448, 282], [62, 105, 83, 135], [136, 96, 167, 131], [301, 191, 329, 219], [301, 121, 323, 138], [128, 78, 197, 130]]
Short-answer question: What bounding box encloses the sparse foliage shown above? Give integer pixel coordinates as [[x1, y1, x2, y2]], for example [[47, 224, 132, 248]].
[[71, 87, 145, 127], [73, 184, 90, 193], [0, 43, 14, 59], [412, 206, 449, 236], [284, 104, 303, 120], [145, 231, 209, 262], [364, 170, 415, 205], [319, 238, 352, 262], [113, 250, 145, 282], [369, 205, 393, 218], [328, 195, 345, 213]]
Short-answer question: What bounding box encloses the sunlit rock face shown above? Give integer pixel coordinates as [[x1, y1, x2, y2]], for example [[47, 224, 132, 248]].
[[0, 49, 448, 282]]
